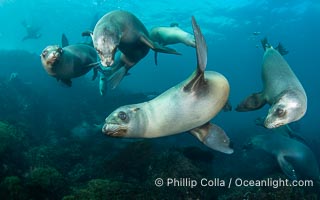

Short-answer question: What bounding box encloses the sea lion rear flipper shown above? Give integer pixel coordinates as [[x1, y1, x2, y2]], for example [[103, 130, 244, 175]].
[[61, 34, 69, 47], [275, 43, 289, 56], [190, 122, 234, 154], [139, 35, 181, 55], [236, 92, 266, 112], [82, 30, 93, 37], [277, 155, 298, 180], [261, 37, 270, 51], [223, 100, 232, 112], [183, 16, 207, 92], [170, 22, 179, 27], [107, 67, 127, 89], [60, 79, 72, 87]]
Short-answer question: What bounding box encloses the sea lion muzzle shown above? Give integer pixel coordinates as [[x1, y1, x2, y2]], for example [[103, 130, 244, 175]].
[[102, 123, 127, 137]]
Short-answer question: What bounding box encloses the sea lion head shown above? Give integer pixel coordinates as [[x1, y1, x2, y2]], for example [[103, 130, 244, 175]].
[[264, 90, 306, 128], [40, 45, 63, 67], [93, 27, 120, 67], [102, 105, 143, 137]]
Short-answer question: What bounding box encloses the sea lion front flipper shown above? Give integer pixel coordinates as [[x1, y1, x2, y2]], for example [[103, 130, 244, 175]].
[[277, 155, 298, 180], [236, 92, 266, 112], [139, 34, 181, 55], [190, 122, 234, 154], [61, 34, 69, 47], [154, 52, 158, 66], [107, 67, 127, 89], [183, 16, 207, 92]]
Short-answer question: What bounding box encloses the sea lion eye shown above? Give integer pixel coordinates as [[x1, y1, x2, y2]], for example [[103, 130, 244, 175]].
[[96, 49, 102, 55], [276, 108, 286, 117], [58, 47, 63, 53], [118, 111, 127, 121], [41, 50, 48, 57]]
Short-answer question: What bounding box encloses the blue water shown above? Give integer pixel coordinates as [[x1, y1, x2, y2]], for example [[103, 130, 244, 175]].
[[0, 0, 319, 199]]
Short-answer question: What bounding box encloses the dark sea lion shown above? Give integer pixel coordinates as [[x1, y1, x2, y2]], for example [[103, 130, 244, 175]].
[[246, 133, 320, 181], [91, 10, 180, 67], [102, 17, 233, 154], [236, 38, 307, 128], [40, 34, 98, 86]]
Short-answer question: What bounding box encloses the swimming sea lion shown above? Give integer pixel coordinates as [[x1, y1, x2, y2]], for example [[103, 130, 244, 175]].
[[91, 10, 180, 67], [149, 23, 196, 47], [102, 17, 233, 154], [40, 34, 98, 86], [21, 20, 41, 41], [236, 38, 307, 128], [83, 30, 129, 91], [246, 133, 320, 181], [150, 23, 195, 65]]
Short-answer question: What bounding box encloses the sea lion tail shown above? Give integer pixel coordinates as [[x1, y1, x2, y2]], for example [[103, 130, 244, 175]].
[[190, 122, 234, 154], [192, 16, 207, 73]]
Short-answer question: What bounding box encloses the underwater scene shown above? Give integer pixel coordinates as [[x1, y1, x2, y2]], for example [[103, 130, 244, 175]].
[[0, 0, 319, 199]]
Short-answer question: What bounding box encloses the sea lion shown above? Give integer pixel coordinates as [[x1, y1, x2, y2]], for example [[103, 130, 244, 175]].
[[102, 17, 233, 154], [40, 34, 99, 86], [236, 38, 307, 128], [246, 133, 320, 181], [149, 23, 196, 47], [21, 20, 41, 41], [149, 23, 195, 65], [91, 10, 180, 67]]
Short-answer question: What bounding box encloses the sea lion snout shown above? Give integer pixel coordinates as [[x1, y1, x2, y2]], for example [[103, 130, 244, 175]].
[[264, 90, 306, 129], [97, 48, 115, 67], [41, 45, 62, 65], [95, 35, 117, 67], [101, 57, 114, 67], [102, 123, 127, 137]]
